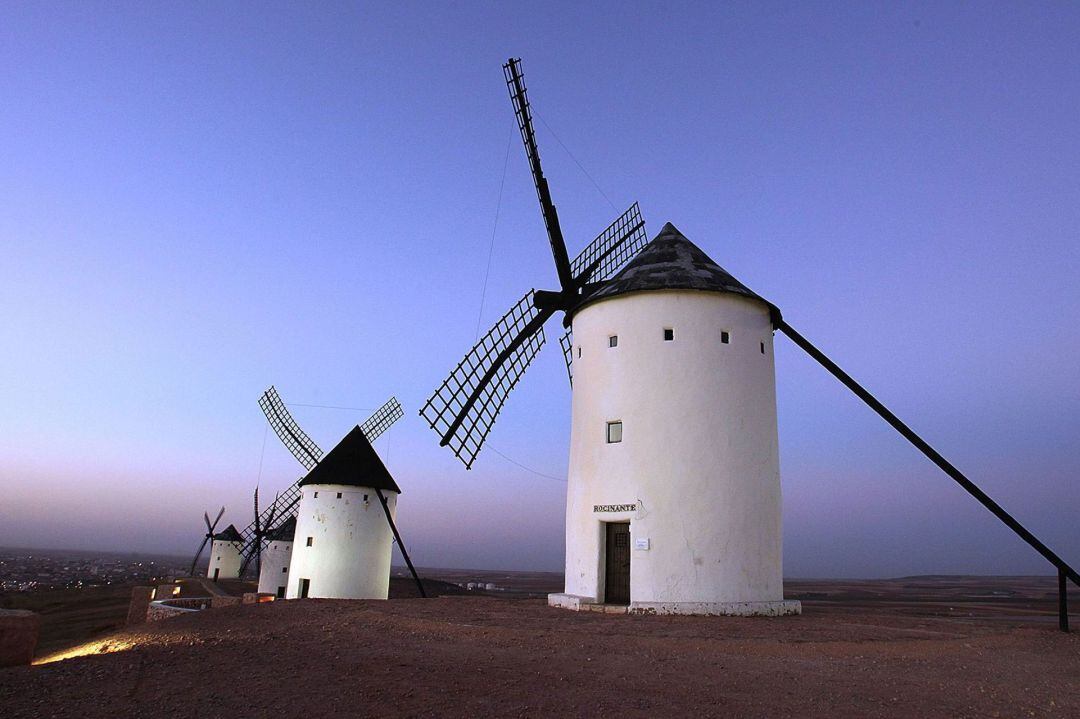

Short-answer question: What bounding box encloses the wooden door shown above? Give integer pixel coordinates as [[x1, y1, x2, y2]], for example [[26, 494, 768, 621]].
[[298, 578, 310, 598], [604, 522, 631, 604]]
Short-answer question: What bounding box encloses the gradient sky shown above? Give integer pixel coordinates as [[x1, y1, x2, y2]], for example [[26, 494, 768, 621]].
[[2, 2, 1078, 577]]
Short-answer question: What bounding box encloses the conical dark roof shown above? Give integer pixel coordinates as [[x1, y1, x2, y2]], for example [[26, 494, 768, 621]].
[[266, 515, 296, 542], [574, 222, 777, 319], [213, 524, 243, 542], [298, 425, 402, 493]]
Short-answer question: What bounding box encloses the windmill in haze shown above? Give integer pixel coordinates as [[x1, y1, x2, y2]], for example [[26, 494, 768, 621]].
[[188, 506, 225, 576], [235, 386, 402, 569], [246, 386, 426, 599], [422, 57, 1078, 627]]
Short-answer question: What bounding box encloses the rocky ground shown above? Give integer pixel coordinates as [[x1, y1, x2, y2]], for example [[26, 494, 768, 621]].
[[1, 586, 1078, 718]]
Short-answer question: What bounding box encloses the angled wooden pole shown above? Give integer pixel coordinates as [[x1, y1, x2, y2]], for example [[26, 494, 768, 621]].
[[375, 488, 427, 598], [778, 319, 1076, 630]]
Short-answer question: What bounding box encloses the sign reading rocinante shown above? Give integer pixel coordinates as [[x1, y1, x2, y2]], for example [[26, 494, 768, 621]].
[[593, 504, 636, 513]]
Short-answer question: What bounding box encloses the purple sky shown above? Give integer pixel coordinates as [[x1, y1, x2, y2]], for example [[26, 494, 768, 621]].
[[2, 2, 1078, 576]]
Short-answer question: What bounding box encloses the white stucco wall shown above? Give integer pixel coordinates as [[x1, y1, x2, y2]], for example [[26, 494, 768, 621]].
[[559, 289, 795, 613], [257, 539, 293, 597], [286, 484, 397, 600], [206, 540, 243, 581]]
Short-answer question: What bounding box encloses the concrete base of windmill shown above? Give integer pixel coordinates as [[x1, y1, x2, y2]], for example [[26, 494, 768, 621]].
[[548, 593, 801, 617], [629, 600, 802, 617]]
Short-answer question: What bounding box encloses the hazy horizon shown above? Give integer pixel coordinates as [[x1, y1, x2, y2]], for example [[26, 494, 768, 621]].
[[2, 3, 1078, 578]]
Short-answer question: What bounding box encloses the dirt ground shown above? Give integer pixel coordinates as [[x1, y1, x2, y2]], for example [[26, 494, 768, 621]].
[[2, 584, 1078, 718]]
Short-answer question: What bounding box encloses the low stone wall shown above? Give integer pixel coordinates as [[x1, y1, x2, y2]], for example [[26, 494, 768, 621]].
[[146, 599, 206, 623], [127, 586, 155, 626], [0, 609, 41, 667]]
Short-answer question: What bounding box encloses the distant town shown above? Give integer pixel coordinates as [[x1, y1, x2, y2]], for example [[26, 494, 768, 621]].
[[0, 547, 190, 593]]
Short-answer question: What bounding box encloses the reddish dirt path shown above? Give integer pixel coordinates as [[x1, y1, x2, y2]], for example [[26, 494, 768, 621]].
[[2, 595, 1078, 718]]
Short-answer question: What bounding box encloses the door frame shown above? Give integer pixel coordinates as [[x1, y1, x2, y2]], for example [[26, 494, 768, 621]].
[[603, 521, 631, 605]]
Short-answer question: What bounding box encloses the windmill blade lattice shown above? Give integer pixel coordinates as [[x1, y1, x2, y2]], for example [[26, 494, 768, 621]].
[[258, 386, 323, 470], [569, 202, 648, 287], [558, 330, 573, 387], [420, 290, 550, 469], [239, 482, 301, 554], [360, 397, 404, 444]]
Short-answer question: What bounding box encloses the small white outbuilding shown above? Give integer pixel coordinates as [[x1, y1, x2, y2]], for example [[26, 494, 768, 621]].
[[549, 223, 801, 616], [206, 524, 244, 582], [286, 425, 402, 600], [257, 515, 295, 599]]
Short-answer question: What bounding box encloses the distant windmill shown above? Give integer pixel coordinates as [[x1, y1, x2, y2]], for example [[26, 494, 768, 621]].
[[244, 386, 426, 597], [420, 58, 649, 469], [188, 506, 225, 576], [234, 386, 403, 570]]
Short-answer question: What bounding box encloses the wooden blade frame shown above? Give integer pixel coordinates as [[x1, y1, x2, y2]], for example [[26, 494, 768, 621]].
[[420, 290, 550, 469], [258, 386, 323, 471], [504, 58, 574, 292], [360, 397, 404, 444], [568, 202, 648, 288], [558, 329, 573, 387]]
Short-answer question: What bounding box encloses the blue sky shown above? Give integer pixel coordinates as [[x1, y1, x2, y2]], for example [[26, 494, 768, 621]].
[[1, 2, 1078, 576]]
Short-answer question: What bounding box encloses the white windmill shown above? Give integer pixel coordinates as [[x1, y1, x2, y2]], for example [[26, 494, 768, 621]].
[[422, 58, 1080, 629], [246, 387, 425, 600], [420, 58, 798, 615]]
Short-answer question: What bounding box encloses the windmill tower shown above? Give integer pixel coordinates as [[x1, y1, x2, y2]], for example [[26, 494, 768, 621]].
[[421, 58, 799, 615], [286, 426, 406, 600], [206, 524, 244, 582], [247, 387, 425, 600], [257, 515, 295, 598], [232, 388, 401, 575]]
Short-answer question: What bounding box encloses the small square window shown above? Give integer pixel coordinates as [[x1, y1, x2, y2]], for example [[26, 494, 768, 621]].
[[336, 492, 342, 498], [608, 335, 618, 348], [606, 421, 623, 443], [663, 328, 674, 341], [282, 566, 288, 573], [363, 494, 369, 502], [306, 537, 313, 547], [721, 331, 730, 344], [760, 342, 766, 354]]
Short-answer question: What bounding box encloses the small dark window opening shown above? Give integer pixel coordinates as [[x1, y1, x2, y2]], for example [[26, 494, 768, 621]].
[[609, 335, 618, 348], [282, 566, 288, 573], [363, 493, 369, 502], [577, 346, 582, 358], [663, 328, 674, 341], [721, 331, 730, 344], [313, 491, 319, 498], [606, 421, 623, 443], [336, 492, 342, 498], [306, 537, 313, 547], [760, 342, 766, 354]]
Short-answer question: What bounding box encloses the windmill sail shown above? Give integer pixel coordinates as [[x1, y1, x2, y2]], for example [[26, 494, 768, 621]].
[[360, 396, 404, 444], [258, 386, 324, 471], [420, 291, 550, 469], [569, 203, 648, 288], [420, 61, 651, 470]]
